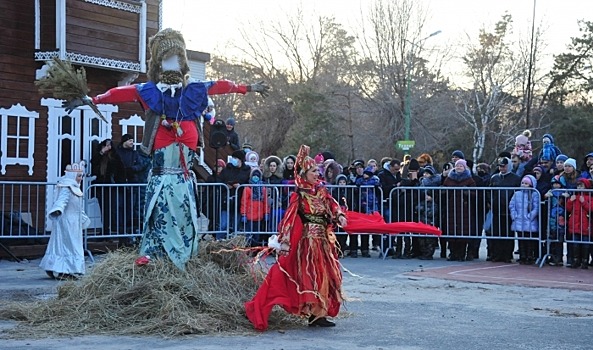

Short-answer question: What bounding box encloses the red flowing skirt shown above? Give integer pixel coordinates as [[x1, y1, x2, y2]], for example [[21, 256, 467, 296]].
[[244, 219, 342, 331]]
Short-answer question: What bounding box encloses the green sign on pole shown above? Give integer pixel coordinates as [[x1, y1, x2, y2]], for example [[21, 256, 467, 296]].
[[396, 140, 416, 151]]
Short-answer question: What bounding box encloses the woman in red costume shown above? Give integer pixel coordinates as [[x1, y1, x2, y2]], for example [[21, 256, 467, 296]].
[[245, 144, 347, 330]]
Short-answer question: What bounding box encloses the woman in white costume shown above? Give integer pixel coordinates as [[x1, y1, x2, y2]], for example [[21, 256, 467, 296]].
[[40, 161, 90, 280]]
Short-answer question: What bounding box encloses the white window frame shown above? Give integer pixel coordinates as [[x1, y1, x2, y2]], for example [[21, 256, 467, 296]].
[[0, 104, 39, 175]]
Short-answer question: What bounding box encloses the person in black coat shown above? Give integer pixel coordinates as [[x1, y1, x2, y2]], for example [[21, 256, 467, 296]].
[[90, 138, 118, 233], [488, 157, 521, 262], [395, 158, 421, 259], [219, 150, 251, 231], [113, 134, 150, 234], [225, 117, 240, 151], [377, 159, 402, 255]]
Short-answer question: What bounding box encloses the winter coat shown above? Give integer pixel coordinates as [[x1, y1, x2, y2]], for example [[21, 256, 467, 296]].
[[579, 152, 593, 179], [240, 186, 270, 221], [441, 169, 476, 236], [547, 191, 566, 239], [355, 175, 381, 214], [226, 128, 240, 151], [489, 171, 521, 215], [219, 163, 251, 197], [39, 179, 91, 275], [90, 150, 118, 184], [509, 188, 540, 233], [323, 161, 343, 185], [377, 168, 402, 199], [263, 156, 284, 185], [417, 174, 441, 225], [537, 133, 562, 162], [114, 145, 150, 184], [397, 175, 421, 221], [565, 191, 592, 236]]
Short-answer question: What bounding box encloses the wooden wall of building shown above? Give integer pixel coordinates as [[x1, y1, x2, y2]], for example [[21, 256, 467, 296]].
[[0, 0, 161, 182]]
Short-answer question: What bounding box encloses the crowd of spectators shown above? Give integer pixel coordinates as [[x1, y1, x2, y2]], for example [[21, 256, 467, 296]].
[[92, 129, 593, 268]]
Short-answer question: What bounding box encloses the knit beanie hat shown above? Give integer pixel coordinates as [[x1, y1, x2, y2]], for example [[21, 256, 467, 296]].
[[555, 154, 568, 163], [532, 166, 544, 174], [335, 174, 348, 184], [422, 165, 436, 176], [352, 159, 364, 168], [250, 168, 262, 178], [455, 159, 467, 169], [408, 158, 421, 171], [363, 166, 375, 177], [564, 158, 577, 169], [521, 174, 536, 187], [226, 117, 236, 126], [121, 134, 133, 143], [451, 150, 465, 159], [314, 153, 325, 164], [498, 151, 512, 159], [516, 135, 528, 146], [551, 175, 564, 187], [498, 157, 511, 166], [231, 150, 245, 160], [321, 151, 335, 162], [578, 178, 592, 189]]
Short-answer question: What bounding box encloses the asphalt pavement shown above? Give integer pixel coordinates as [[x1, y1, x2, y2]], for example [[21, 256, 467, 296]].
[[1, 248, 593, 350]]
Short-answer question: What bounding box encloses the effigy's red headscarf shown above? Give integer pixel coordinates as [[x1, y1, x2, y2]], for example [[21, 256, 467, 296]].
[[295, 145, 320, 190]]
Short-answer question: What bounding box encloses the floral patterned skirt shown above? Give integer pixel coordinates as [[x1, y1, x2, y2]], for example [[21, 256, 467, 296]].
[[139, 143, 199, 270]]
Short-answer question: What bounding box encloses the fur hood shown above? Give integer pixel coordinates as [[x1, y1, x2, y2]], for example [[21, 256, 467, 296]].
[[323, 161, 343, 185], [263, 155, 283, 178]]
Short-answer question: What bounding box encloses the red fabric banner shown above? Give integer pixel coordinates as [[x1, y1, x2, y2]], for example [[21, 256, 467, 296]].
[[342, 211, 441, 236]]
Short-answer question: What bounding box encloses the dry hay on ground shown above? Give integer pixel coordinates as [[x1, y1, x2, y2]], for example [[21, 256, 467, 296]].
[[0, 237, 302, 338]]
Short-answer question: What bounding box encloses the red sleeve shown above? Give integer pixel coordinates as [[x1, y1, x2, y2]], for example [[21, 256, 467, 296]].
[[566, 198, 574, 212], [207, 80, 248, 95], [92, 85, 148, 109], [240, 188, 250, 215]]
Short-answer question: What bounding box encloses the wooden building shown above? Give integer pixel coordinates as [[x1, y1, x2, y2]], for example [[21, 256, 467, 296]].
[[0, 0, 231, 245]]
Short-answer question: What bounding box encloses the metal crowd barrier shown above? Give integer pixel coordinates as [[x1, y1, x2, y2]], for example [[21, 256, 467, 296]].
[[387, 186, 543, 263], [539, 188, 593, 268], [3, 181, 593, 269], [84, 183, 148, 261], [0, 181, 54, 261]]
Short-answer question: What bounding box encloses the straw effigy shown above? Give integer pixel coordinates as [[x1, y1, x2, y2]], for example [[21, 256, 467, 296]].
[[0, 237, 302, 338]]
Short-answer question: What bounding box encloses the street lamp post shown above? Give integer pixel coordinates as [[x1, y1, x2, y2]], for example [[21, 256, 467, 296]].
[[402, 30, 442, 146]]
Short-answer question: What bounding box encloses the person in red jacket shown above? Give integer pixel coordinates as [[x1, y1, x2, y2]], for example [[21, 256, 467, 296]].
[[565, 178, 592, 269], [240, 168, 270, 246]]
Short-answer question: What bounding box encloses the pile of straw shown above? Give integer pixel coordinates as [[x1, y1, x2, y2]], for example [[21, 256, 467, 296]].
[[0, 238, 301, 337]]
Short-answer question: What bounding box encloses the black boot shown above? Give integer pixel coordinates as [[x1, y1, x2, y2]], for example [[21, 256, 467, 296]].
[[581, 245, 589, 269], [571, 244, 582, 269], [308, 315, 336, 327], [518, 241, 528, 265]]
